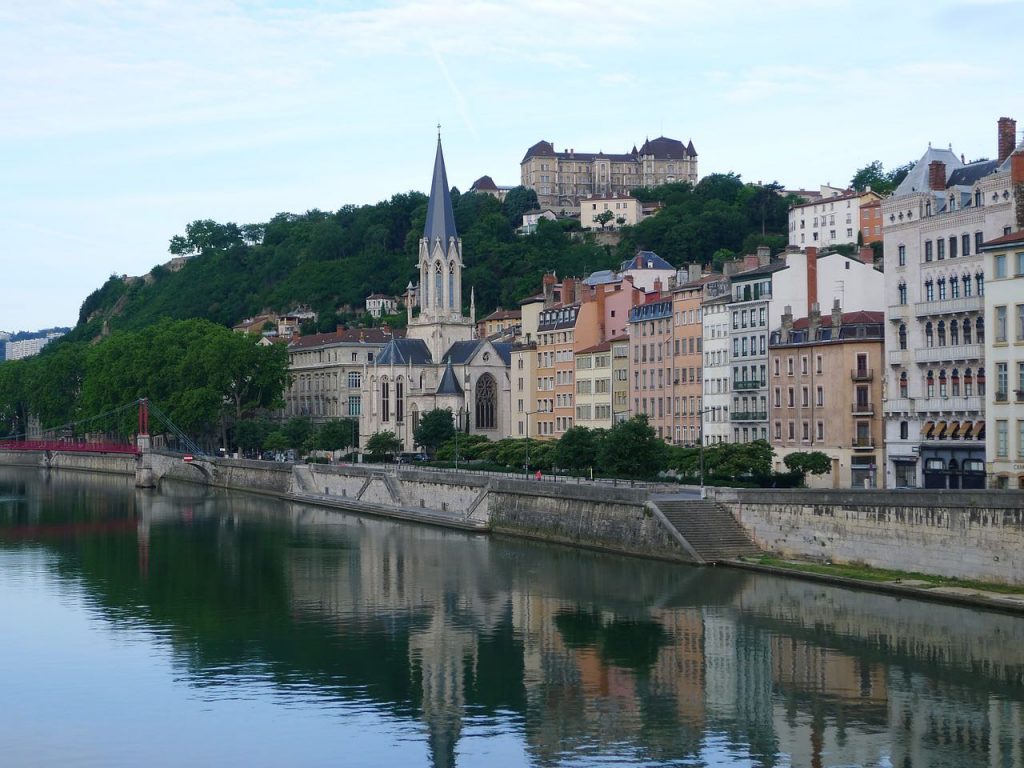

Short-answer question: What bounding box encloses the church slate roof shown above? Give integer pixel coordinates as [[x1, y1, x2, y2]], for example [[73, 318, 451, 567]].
[[435, 360, 463, 395], [947, 159, 999, 188], [621, 250, 674, 271], [491, 342, 512, 366], [444, 340, 483, 365], [376, 338, 432, 366], [424, 138, 458, 245]]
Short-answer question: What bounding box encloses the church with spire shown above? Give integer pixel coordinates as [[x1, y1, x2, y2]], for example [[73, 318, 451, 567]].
[[359, 137, 513, 451]]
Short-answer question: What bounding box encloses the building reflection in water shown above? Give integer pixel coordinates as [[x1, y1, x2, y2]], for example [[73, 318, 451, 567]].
[[2, 466, 1023, 768]]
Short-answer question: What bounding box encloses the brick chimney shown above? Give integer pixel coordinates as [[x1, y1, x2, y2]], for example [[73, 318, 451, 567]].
[[653, 277, 663, 295], [542, 273, 556, 306], [743, 253, 760, 270], [831, 299, 842, 333], [928, 160, 946, 191], [562, 277, 575, 305], [998, 117, 1017, 165], [858, 246, 874, 264], [805, 247, 818, 310], [1013, 148, 1024, 184]]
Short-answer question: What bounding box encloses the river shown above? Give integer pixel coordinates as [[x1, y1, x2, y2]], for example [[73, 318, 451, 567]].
[[0, 466, 1022, 767]]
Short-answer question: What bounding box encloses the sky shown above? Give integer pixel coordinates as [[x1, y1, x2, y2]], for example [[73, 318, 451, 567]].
[[2, 0, 1022, 332]]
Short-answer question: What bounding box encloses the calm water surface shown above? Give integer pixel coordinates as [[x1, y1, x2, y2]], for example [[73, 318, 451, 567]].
[[1, 466, 1022, 767]]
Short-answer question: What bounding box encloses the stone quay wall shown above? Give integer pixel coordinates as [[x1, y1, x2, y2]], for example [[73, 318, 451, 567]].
[[0, 450, 136, 476], [712, 488, 1024, 585]]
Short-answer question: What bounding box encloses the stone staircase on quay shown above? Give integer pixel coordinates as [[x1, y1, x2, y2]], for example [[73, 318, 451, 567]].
[[651, 498, 761, 564]]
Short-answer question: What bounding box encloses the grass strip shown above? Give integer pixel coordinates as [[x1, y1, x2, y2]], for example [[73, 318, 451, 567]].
[[744, 555, 1024, 596]]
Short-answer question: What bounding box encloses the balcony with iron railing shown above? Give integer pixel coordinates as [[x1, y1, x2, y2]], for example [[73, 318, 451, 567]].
[[852, 435, 875, 449], [851, 402, 875, 415], [913, 295, 983, 318], [851, 368, 873, 381], [913, 344, 983, 364], [732, 411, 768, 422], [733, 379, 762, 391]]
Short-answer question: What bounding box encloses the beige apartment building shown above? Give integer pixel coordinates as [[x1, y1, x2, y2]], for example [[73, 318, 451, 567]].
[[611, 335, 630, 423], [769, 305, 885, 488], [671, 275, 707, 446], [629, 292, 675, 441], [521, 136, 698, 210], [580, 193, 643, 230], [574, 342, 614, 430]]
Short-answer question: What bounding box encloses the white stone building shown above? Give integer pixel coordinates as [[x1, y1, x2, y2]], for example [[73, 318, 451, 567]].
[[360, 139, 513, 452], [981, 230, 1024, 488], [701, 283, 732, 445], [882, 118, 1022, 489], [788, 188, 881, 249]]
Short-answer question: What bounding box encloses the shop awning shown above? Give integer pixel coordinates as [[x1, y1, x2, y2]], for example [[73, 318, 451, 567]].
[[935, 421, 948, 439], [961, 421, 974, 439], [975, 420, 985, 439], [921, 420, 934, 438], [948, 421, 961, 439]]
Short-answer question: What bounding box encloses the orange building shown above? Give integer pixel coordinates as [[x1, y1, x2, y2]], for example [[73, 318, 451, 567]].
[[670, 276, 707, 445], [859, 198, 882, 246]]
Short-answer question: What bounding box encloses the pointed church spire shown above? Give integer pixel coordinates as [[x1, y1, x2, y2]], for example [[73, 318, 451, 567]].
[[424, 134, 458, 245], [470, 287, 476, 325]]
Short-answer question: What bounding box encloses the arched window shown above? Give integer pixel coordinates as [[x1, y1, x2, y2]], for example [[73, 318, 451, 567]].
[[974, 189, 982, 207], [976, 271, 984, 297], [898, 282, 907, 305], [448, 261, 456, 309], [395, 377, 404, 423], [898, 323, 907, 350], [925, 279, 934, 302], [926, 370, 935, 398], [899, 371, 908, 397], [964, 368, 974, 396], [939, 369, 948, 397], [976, 317, 985, 344], [963, 318, 972, 344], [938, 277, 947, 300], [380, 378, 390, 422], [410, 404, 420, 435], [475, 373, 497, 430], [951, 274, 961, 298], [977, 367, 986, 396], [900, 421, 909, 440], [434, 261, 443, 307], [937, 321, 946, 346], [925, 322, 934, 347], [950, 319, 959, 345], [951, 368, 960, 396]]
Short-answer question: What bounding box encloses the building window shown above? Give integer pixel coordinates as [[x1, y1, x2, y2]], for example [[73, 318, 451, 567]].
[[996, 306, 1008, 342], [900, 421, 909, 440], [995, 253, 1007, 279], [937, 239, 945, 260], [899, 372, 908, 397], [380, 379, 390, 422], [898, 283, 907, 305], [348, 395, 361, 417], [997, 362, 1009, 400], [898, 244, 906, 266], [996, 419, 1008, 457], [348, 371, 361, 389], [924, 240, 933, 262], [475, 373, 497, 429], [898, 323, 907, 349]]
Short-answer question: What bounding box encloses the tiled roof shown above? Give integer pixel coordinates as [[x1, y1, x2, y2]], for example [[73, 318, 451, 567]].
[[376, 338, 432, 365], [577, 341, 611, 355], [791, 311, 884, 329], [481, 308, 521, 322], [288, 327, 401, 349], [980, 230, 1024, 248]]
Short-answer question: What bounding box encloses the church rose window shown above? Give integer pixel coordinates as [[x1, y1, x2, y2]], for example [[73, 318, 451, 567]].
[[475, 373, 497, 430]]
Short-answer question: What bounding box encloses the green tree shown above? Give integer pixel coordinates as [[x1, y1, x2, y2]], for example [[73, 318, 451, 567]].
[[283, 418, 314, 451], [235, 418, 271, 453], [0, 360, 31, 438], [314, 419, 359, 452], [702, 440, 774, 479], [784, 451, 832, 480], [501, 186, 539, 226], [597, 416, 667, 478], [593, 209, 615, 229], [263, 430, 289, 452], [555, 426, 600, 472], [365, 430, 401, 459], [414, 408, 455, 456]]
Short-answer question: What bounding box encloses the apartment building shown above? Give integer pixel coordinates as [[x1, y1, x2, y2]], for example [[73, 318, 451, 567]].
[[670, 274, 706, 446], [770, 305, 885, 488], [883, 117, 1022, 489], [702, 284, 733, 445], [610, 335, 630, 423], [284, 327, 398, 421], [629, 292, 674, 441], [580, 193, 643, 229], [521, 136, 698, 210], [981, 230, 1024, 487], [574, 342, 614, 430], [788, 189, 881, 249], [727, 245, 885, 444]]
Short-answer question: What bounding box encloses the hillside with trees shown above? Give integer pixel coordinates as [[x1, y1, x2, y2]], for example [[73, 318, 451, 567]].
[[69, 175, 798, 343]]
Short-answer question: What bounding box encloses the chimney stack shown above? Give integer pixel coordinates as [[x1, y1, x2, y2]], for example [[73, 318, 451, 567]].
[[756, 245, 771, 266], [808, 302, 821, 338], [998, 117, 1017, 165], [831, 298, 842, 333], [928, 160, 946, 191], [562, 277, 576, 305], [858, 245, 874, 264], [743, 253, 760, 270], [805, 247, 818, 310], [781, 306, 793, 343], [653, 277, 663, 295], [542, 273, 556, 306], [688, 263, 702, 283]]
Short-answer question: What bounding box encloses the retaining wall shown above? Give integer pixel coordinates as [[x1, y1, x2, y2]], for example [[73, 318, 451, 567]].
[[712, 488, 1024, 584]]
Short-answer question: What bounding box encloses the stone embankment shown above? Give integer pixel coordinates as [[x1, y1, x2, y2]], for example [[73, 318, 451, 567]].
[[4, 448, 1024, 589]]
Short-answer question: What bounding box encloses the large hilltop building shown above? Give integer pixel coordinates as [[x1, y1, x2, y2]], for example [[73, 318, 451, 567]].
[[359, 138, 513, 451], [521, 136, 698, 210]]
